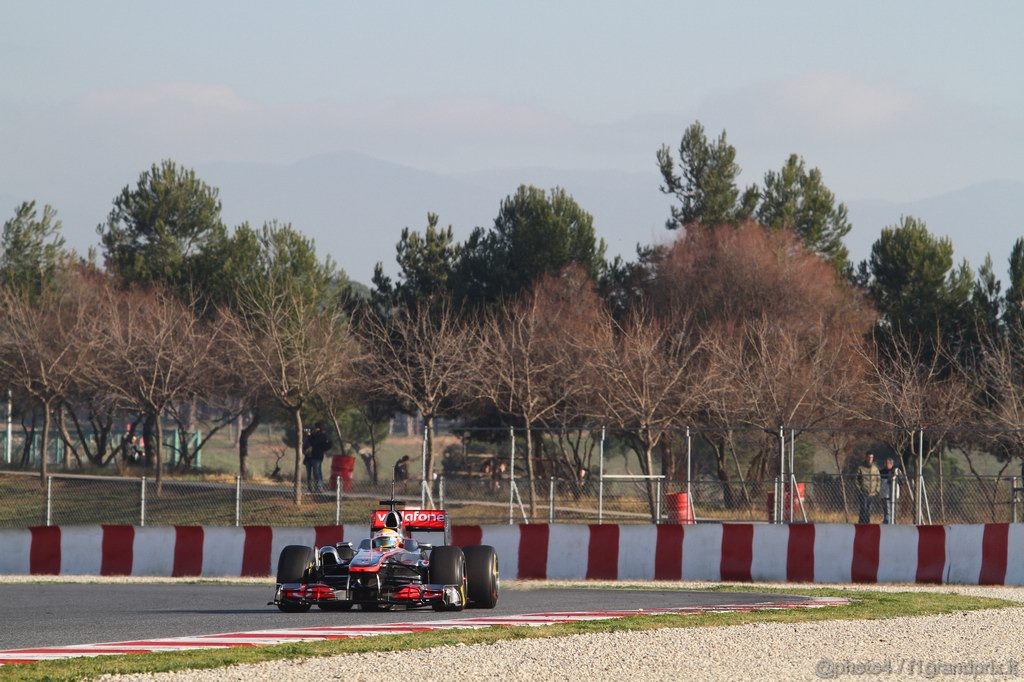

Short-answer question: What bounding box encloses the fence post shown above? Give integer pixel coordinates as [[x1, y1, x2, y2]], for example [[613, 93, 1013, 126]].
[[439, 474, 445, 510], [421, 423, 429, 509], [548, 477, 555, 524], [890, 480, 898, 525], [788, 429, 795, 524], [655, 477, 662, 524], [921, 428, 929, 522], [1013, 476, 1019, 525], [772, 476, 780, 524], [4, 388, 11, 465], [598, 426, 605, 525], [234, 475, 241, 527], [508, 427, 515, 526], [778, 426, 785, 524], [194, 429, 202, 469], [685, 426, 692, 515], [335, 475, 341, 526], [140, 476, 146, 527], [46, 475, 52, 526]]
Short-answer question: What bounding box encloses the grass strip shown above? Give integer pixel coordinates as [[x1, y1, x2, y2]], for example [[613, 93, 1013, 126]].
[[2, 588, 1014, 681]]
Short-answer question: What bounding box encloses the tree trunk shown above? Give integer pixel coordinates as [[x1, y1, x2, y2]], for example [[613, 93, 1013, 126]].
[[705, 432, 739, 509], [20, 411, 36, 469], [643, 428, 657, 522], [363, 411, 379, 485], [55, 405, 83, 469], [143, 413, 155, 468], [293, 408, 304, 506], [424, 415, 435, 506], [238, 409, 261, 480], [833, 450, 850, 523], [363, 451, 378, 485]]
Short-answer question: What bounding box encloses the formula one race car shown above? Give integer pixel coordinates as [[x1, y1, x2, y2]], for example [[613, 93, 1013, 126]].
[[270, 500, 499, 613]]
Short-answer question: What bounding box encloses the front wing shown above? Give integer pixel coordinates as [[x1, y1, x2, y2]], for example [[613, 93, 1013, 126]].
[[272, 580, 465, 610]]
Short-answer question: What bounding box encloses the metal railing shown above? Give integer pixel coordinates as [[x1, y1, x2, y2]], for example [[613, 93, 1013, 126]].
[[3, 469, 1021, 528]]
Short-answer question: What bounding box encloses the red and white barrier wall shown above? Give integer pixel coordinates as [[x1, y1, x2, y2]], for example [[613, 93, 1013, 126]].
[[1, 523, 1022, 585]]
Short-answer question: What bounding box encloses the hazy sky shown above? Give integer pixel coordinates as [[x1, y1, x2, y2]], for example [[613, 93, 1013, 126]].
[[3, 1, 1023, 268]]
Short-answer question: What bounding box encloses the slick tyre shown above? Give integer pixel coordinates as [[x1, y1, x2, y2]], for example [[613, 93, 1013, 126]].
[[429, 546, 466, 612], [277, 601, 311, 613], [276, 545, 315, 584], [464, 545, 499, 609]]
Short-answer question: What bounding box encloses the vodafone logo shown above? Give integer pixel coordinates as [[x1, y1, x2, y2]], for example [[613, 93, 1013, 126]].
[[370, 509, 447, 529], [403, 510, 446, 523]]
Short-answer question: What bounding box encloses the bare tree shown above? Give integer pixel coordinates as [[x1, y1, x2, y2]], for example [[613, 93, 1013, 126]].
[[357, 297, 470, 497], [650, 223, 873, 505], [851, 331, 974, 519], [314, 386, 391, 485], [469, 273, 600, 516], [970, 328, 1024, 517], [0, 271, 101, 482], [221, 277, 359, 504], [709, 314, 869, 480], [586, 307, 710, 520], [93, 284, 225, 495]]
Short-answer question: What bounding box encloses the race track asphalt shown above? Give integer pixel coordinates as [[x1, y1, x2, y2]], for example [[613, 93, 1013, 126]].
[[0, 583, 812, 650]]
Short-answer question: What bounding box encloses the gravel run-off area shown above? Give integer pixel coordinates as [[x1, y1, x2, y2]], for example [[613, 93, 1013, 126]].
[[82, 580, 1024, 682]]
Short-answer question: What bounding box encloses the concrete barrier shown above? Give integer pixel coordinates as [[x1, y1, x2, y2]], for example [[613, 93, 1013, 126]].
[[1, 523, 1021, 585]]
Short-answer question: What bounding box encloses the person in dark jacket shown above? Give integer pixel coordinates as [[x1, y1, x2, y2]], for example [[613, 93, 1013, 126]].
[[303, 423, 331, 493], [879, 456, 899, 524]]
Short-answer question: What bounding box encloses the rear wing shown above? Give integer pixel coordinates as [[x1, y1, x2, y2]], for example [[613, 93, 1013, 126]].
[[370, 509, 451, 545]]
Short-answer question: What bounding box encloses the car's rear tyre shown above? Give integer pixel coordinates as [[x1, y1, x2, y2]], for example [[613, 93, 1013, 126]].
[[336, 545, 355, 563], [276, 545, 315, 584], [429, 545, 466, 612], [277, 601, 311, 613], [317, 602, 353, 611], [464, 545, 499, 609]]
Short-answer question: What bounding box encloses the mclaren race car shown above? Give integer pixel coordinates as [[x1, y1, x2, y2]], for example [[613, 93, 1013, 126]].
[[270, 501, 499, 613]]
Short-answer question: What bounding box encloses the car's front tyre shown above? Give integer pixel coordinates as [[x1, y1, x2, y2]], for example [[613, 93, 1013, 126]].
[[429, 546, 466, 612], [464, 545, 499, 609]]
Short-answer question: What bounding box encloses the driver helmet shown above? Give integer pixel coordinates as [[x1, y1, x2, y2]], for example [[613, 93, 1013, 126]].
[[372, 528, 402, 551]]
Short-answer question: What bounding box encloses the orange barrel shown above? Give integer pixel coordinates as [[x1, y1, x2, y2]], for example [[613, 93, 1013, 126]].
[[768, 483, 807, 522], [667, 492, 695, 524]]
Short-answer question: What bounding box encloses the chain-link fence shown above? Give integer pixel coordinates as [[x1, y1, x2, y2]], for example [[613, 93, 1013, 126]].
[[667, 474, 1024, 525], [4, 469, 1022, 527], [7, 420, 1024, 527]]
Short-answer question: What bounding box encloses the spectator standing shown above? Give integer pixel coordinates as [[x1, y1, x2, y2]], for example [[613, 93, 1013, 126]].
[[304, 423, 331, 493], [856, 452, 881, 523], [879, 456, 900, 524], [494, 461, 508, 493], [394, 455, 410, 483]]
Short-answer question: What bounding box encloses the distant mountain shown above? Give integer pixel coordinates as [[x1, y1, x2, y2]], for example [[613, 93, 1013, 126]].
[[846, 180, 1024, 277], [200, 152, 496, 285], [455, 166, 673, 262], [201, 152, 674, 285], [9, 150, 1018, 288], [206, 152, 1022, 286]]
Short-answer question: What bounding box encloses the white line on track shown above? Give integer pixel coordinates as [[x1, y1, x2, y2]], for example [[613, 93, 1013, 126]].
[[0, 599, 848, 666]]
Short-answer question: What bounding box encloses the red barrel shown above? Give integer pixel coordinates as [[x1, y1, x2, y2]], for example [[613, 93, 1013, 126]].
[[329, 455, 357, 492], [667, 492, 695, 524], [767, 483, 806, 522]]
